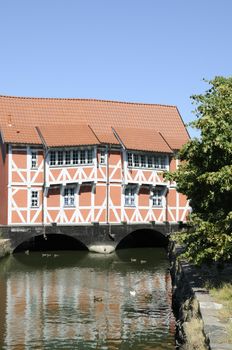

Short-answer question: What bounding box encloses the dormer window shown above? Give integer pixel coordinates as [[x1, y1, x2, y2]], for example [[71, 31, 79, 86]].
[[127, 151, 168, 170], [49, 148, 94, 166]]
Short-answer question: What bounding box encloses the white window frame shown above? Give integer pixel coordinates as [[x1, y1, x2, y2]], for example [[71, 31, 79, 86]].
[[31, 151, 38, 169], [152, 186, 165, 207], [87, 149, 93, 164], [133, 154, 140, 167], [57, 151, 64, 166], [31, 190, 39, 208], [49, 148, 94, 167], [64, 187, 75, 207], [100, 149, 107, 165], [140, 154, 146, 168], [127, 152, 133, 167], [127, 151, 169, 170], [124, 185, 137, 207], [65, 150, 71, 165], [50, 151, 56, 166], [72, 150, 79, 165]]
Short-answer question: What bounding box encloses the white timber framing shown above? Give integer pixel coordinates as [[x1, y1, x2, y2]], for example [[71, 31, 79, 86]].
[[8, 145, 44, 225], [8, 144, 12, 224], [7, 143, 190, 225]]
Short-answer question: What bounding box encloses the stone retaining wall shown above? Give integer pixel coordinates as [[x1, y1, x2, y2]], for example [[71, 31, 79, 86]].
[[169, 242, 209, 349], [169, 241, 231, 350], [0, 239, 12, 259]]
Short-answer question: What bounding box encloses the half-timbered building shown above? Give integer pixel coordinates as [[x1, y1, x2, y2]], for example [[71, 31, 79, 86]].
[[0, 96, 190, 229]]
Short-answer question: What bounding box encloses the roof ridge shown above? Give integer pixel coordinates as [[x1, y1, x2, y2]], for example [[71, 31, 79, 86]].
[[0, 95, 177, 108]]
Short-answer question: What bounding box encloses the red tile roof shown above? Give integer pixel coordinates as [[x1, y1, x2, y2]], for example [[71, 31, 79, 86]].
[[113, 127, 173, 153], [37, 124, 100, 147], [0, 124, 41, 144], [0, 95, 189, 150], [91, 129, 120, 145]]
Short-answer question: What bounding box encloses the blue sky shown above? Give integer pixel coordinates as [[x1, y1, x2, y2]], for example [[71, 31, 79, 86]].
[[0, 0, 231, 137]]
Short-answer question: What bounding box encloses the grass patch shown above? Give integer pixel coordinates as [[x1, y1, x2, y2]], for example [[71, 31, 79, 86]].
[[209, 283, 232, 343], [183, 318, 208, 350]]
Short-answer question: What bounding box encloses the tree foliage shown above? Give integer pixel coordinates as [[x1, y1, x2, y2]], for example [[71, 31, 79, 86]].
[[168, 76, 232, 264]]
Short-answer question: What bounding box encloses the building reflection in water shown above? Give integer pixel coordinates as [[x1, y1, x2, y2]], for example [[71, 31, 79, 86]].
[[2, 251, 175, 349]]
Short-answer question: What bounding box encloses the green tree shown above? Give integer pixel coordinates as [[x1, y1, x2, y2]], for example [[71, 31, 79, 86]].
[[168, 76, 232, 264]]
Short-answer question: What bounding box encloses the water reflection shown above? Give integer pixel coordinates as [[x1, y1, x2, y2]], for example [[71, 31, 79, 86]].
[[0, 248, 175, 349]]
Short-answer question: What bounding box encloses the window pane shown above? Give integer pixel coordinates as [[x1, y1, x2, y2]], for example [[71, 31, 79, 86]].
[[31, 191, 38, 207], [50, 151, 56, 166], [154, 156, 160, 169], [100, 149, 106, 164], [80, 150, 86, 164], [31, 152, 38, 169], [125, 186, 136, 206], [141, 155, 146, 167], [65, 151, 71, 165], [152, 188, 163, 206], [160, 156, 166, 169], [134, 154, 139, 167], [87, 149, 93, 164], [73, 150, 79, 164], [148, 156, 153, 168], [57, 151, 63, 165], [64, 187, 75, 207], [128, 152, 133, 167]]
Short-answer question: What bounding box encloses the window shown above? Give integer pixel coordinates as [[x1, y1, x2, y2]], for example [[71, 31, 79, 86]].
[[125, 186, 137, 206], [50, 151, 56, 166], [100, 149, 107, 164], [31, 151, 38, 169], [127, 151, 168, 170], [49, 148, 94, 167], [87, 149, 93, 164], [154, 156, 160, 169], [65, 151, 71, 165], [31, 190, 39, 207], [134, 154, 140, 167], [57, 151, 63, 165], [148, 155, 153, 168], [128, 152, 133, 167], [64, 187, 75, 207], [80, 150, 86, 164], [141, 155, 146, 168], [152, 187, 164, 207], [73, 150, 79, 164], [160, 156, 166, 169], [154, 156, 167, 169]]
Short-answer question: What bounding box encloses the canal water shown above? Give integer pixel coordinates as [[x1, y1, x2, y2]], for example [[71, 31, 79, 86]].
[[0, 248, 175, 349]]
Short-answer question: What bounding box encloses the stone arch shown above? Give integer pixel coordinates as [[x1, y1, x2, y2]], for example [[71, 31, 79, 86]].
[[12, 233, 88, 253], [116, 228, 169, 250]]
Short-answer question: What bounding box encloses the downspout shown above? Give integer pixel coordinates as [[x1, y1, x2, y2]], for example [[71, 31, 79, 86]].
[[165, 188, 169, 222], [42, 147, 49, 228], [35, 127, 49, 235], [106, 144, 110, 224]]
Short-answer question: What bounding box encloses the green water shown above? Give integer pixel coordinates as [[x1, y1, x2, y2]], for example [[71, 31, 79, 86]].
[[0, 248, 175, 349]]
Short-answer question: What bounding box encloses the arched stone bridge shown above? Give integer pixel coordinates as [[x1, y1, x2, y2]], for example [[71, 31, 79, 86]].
[[0, 222, 183, 254]]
